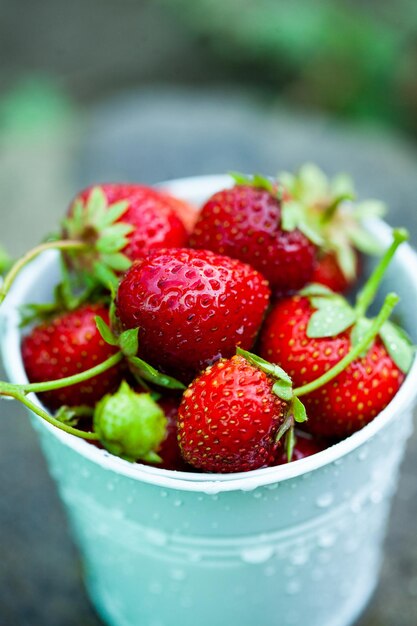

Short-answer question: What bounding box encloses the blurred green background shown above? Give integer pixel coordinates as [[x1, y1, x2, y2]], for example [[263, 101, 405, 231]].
[[1, 0, 417, 132], [1, 0, 416, 258]]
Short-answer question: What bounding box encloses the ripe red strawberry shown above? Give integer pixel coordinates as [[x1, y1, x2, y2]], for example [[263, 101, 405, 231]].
[[311, 251, 359, 293], [116, 248, 270, 382], [279, 163, 385, 293], [22, 304, 123, 410], [157, 190, 199, 233], [177, 355, 286, 473], [189, 181, 316, 295], [274, 431, 325, 464], [259, 295, 405, 437], [63, 183, 189, 285]]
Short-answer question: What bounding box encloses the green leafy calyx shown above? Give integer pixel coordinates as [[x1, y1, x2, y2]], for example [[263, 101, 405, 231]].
[[237, 347, 307, 461], [279, 163, 387, 279], [95, 317, 186, 390], [20, 257, 108, 326], [299, 229, 414, 373], [230, 171, 277, 195], [62, 186, 133, 289]]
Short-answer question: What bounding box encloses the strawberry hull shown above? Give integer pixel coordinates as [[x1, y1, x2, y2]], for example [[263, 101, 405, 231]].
[[1, 176, 417, 626]]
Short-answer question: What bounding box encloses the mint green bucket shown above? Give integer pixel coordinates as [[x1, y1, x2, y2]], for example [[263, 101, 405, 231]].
[[1, 176, 417, 626]]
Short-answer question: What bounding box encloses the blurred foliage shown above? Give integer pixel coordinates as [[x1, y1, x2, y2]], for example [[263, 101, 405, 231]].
[[0, 76, 74, 136], [163, 0, 417, 133]]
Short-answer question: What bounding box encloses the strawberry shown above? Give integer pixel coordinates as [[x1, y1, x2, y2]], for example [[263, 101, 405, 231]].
[[177, 355, 287, 472], [62, 183, 189, 287], [21, 304, 124, 410], [155, 396, 192, 471], [279, 163, 385, 292], [115, 248, 270, 382], [258, 230, 413, 437], [189, 175, 317, 295], [157, 190, 199, 233], [311, 250, 360, 294], [90, 391, 191, 470], [260, 294, 406, 437], [94, 381, 168, 462], [274, 431, 325, 464]]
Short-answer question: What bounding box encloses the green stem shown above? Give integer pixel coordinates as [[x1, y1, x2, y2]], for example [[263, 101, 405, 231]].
[[14, 351, 124, 393], [0, 351, 124, 440], [355, 229, 408, 318], [0, 240, 87, 305], [4, 389, 99, 440], [294, 293, 399, 397]]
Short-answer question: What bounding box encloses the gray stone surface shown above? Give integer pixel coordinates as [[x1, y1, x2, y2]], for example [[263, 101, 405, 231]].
[[1, 89, 417, 625]]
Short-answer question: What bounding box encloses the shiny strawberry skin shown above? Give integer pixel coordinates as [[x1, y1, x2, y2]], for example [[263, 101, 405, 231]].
[[116, 248, 271, 382], [72, 183, 189, 260], [189, 185, 316, 295], [259, 296, 404, 437], [312, 251, 359, 293], [21, 304, 123, 410], [178, 355, 286, 473]]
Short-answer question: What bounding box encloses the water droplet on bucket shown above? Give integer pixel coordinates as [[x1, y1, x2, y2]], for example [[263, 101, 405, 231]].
[[171, 568, 186, 581], [173, 499, 183, 507], [290, 551, 309, 566], [286, 580, 300, 595], [318, 531, 336, 548], [358, 447, 369, 461], [266, 482, 278, 491], [241, 545, 274, 564], [350, 498, 363, 513], [370, 490, 383, 504], [316, 493, 334, 508], [203, 483, 221, 495], [188, 551, 202, 563], [344, 539, 359, 554]]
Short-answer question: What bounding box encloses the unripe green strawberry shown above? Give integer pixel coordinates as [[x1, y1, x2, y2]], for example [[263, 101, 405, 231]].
[[94, 381, 167, 462]]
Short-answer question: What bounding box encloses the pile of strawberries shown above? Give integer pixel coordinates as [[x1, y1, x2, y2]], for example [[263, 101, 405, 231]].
[[6, 165, 413, 473]]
